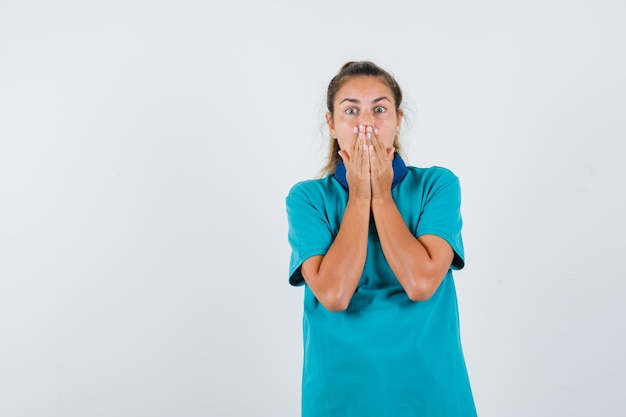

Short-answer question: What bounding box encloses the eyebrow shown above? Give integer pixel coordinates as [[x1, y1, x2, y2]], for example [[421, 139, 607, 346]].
[[339, 96, 391, 105]]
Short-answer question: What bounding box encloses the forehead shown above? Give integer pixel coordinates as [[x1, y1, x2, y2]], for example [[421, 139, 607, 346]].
[[336, 76, 394, 103]]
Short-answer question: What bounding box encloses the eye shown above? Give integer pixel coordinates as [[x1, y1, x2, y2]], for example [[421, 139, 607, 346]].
[[374, 106, 387, 114], [345, 107, 358, 115]]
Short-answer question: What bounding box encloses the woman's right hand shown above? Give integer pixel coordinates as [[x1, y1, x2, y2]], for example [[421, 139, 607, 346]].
[[302, 124, 372, 312], [338, 125, 371, 201]]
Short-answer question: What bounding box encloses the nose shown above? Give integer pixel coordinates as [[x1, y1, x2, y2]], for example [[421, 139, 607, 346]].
[[358, 109, 373, 125]]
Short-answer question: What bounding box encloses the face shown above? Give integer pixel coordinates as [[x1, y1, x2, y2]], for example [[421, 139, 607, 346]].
[[326, 75, 403, 151]]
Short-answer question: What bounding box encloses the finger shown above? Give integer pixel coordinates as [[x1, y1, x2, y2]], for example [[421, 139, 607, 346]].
[[360, 126, 376, 174], [368, 143, 379, 174], [369, 127, 384, 153], [359, 132, 369, 174], [351, 126, 363, 156], [368, 127, 389, 166], [365, 125, 373, 145]]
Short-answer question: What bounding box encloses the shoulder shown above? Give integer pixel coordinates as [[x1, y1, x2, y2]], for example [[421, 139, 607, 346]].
[[407, 165, 459, 180], [286, 175, 345, 213], [287, 175, 342, 201], [287, 176, 329, 193], [403, 165, 461, 190]]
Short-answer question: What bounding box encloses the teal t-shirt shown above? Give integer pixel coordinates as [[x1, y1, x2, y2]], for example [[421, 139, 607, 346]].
[[286, 162, 477, 417]]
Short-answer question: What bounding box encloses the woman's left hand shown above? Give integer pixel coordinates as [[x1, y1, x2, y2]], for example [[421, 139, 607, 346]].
[[366, 125, 395, 200]]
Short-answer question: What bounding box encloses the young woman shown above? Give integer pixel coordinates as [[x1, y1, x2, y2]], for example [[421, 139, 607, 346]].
[[286, 61, 477, 417]]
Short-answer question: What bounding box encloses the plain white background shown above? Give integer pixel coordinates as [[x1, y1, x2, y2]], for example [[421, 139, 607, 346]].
[[1, 1, 625, 416]]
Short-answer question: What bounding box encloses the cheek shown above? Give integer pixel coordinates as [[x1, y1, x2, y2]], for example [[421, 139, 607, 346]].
[[336, 134, 353, 150], [378, 128, 397, 148], [335, 125, 356, 144]]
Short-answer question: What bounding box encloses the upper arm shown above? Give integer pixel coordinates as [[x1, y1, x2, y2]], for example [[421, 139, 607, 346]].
[[415, 170, 465, 270], [300, 255, 324, 284], [286, 184, 334, 286]]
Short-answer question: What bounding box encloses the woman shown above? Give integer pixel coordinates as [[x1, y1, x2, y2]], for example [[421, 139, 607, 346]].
[[286, 61, 477, 417]]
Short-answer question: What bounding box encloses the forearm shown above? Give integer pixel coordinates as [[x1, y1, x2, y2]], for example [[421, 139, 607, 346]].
[[371, 194, 450, 301], [302, 196, 370, 311]]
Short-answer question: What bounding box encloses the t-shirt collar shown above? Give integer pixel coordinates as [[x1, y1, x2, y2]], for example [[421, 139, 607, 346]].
[[334, 153, 408, 191]]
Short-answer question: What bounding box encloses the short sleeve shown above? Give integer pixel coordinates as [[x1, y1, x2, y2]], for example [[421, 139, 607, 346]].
[[415, 170, 465, 270], [286, 182, 335, 286]]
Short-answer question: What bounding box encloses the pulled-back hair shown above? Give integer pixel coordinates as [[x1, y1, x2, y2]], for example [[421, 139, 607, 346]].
[[319, 61, 404, 177]]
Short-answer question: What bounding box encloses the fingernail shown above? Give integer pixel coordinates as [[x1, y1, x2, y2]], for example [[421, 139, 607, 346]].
[[374, 128, 379, 135], [353, 126, 358, 134]]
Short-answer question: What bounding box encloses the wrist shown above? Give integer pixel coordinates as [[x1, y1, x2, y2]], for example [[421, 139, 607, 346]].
[[347, 194, 372, 207], [371, 193, 394, 207]]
